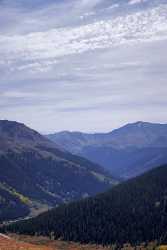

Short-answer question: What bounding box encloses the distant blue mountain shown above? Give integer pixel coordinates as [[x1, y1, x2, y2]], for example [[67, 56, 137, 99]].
[[47, 122, 167, 179]]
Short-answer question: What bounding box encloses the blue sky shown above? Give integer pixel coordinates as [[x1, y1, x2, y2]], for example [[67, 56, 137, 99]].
[[0, 0, 167, 133]]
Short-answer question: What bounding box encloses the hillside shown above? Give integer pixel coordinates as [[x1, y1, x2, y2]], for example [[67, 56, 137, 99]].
[[0, 185, 29, 222], [0, 120, 116, 222], [0, 234, 162, 250], [7, 165, 167, 246], [0, 234, 53, 250], [47, 122, 167, 178], [0, 234, 117, 250]]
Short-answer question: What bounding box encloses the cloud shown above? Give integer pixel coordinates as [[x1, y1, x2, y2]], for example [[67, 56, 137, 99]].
[[0, 0, 167, 132], [0, 4, 167, 76], [1, 91, 38, 98], [128, 0, 148, 5], [75, 0, 104, 10]]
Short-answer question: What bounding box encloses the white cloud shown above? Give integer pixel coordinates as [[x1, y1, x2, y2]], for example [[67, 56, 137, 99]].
[[0, 1, 167, 132], [107, 4, 120, 10], [1, 91, 37, 98], [128, 0, 148, 5], [0, 4, 167, 75], [76, 0, 103, 10]]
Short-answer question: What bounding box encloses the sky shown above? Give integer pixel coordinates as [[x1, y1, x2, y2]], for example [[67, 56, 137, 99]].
[[0, 0, 167, 133]]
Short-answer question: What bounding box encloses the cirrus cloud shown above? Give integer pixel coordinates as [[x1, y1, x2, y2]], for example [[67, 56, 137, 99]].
[[0, 0, 167, 132]]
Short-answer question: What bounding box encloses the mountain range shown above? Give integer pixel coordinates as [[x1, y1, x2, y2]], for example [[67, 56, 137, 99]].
[[47, 122, 167, 179], [0, 120, 116, 223], [6, 164, 167, 246]]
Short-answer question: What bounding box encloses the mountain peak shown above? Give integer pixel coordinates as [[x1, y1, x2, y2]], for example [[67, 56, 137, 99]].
[[0, 119, 56, 151], [0, 119, 33, 132], [47, 121, 167, 179], [0, 119, 25, 128], [126, 121, 153, 127], [134, 121, 145, 125], [116, 121, 167, 131]]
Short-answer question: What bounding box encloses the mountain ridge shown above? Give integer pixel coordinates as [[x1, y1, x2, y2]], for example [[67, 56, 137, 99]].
[[0, 120, 116, 223], [47, 121, 167, 178], [47, 121, 167, 148]]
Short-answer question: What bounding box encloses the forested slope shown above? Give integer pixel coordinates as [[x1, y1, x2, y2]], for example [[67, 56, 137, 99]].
[[6, 165, 167, 246], [0, 120, 116, 222]]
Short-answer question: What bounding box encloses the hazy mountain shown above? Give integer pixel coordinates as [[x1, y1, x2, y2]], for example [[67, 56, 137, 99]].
[[47, 122, 167, 178], [7, 165, 167, 246], [0, 120, 116, 222]]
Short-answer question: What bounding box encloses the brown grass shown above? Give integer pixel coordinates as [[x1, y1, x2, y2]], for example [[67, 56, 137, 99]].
[[0, 234, 112, 250], [1, 234, 162, 250], [158, 246, 167, 250], [0, 235, 54, 250]]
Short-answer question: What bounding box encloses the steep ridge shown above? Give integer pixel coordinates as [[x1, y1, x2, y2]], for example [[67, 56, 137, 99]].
[[0, 120, 116, 222], [7, 165, 167, 246], [47, 122, 167, 178]]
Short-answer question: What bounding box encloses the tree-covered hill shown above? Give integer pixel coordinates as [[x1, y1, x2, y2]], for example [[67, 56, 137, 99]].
[[6, 165, 167, 246], [0, 120, 116, 222]]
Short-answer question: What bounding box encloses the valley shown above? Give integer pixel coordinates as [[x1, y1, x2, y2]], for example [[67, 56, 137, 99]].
[[0, 120, 167, 249], [0, 120, 116, 223], [4, 165, 167, 246], [1, 0, 167, 248]]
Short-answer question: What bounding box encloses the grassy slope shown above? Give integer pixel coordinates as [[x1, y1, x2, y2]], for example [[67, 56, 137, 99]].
[[0, 235, 166, 250], [0, 234, 113, 250]]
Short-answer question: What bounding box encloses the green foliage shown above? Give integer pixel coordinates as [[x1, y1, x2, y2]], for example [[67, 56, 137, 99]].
[[0, 185, 29, 223], [0, 183, 30, 205]]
